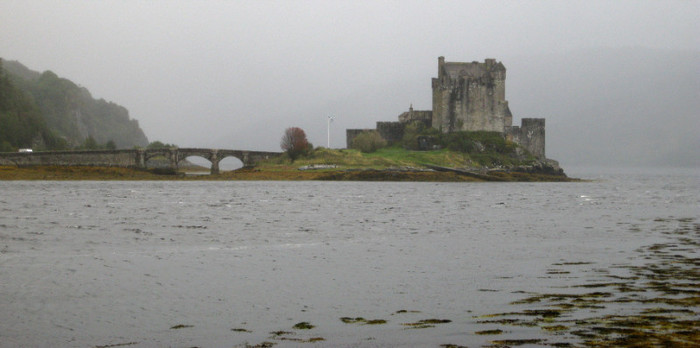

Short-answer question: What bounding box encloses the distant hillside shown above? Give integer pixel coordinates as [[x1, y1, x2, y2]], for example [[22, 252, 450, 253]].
[[1, 59, 148, 149], [0, 60, 64, 151]]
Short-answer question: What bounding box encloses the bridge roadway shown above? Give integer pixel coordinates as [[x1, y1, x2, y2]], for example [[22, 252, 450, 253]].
[[0, 148, 282, 174]]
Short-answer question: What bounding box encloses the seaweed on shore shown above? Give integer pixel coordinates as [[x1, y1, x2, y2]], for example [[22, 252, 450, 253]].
[[474, 217, 700, 347], [340, 317, 387, 325], [292, 322, 315, 330], [402, 319, 452, 329]]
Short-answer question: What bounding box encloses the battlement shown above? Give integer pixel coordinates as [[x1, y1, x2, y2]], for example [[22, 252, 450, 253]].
[[439, 56, 506, 82]]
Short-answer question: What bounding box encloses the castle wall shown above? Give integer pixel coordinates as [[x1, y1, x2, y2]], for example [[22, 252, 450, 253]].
[[505, 118, 545, 159], [432, 57, 512, 133], [398, 109, 432, 128], [376, 122, 405, 145]]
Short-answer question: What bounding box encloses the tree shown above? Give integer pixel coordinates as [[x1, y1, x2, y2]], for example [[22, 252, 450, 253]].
[[280, 127, 310, 162], [147, 140, 176, 149], [82, 136, 98, 150], [351, 130, 387, 153], [0, 140, 13, 152]]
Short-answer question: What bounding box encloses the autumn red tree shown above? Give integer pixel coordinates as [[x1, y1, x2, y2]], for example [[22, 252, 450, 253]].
[[280, 127, 310, 162]]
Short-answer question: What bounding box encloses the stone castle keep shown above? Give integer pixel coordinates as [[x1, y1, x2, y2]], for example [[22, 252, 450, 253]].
[[347, 57, 546, 159]]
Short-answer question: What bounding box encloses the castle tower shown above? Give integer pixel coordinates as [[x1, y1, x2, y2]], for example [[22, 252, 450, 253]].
[[505, 118, 546, 159], [432, 57, 513, 133]]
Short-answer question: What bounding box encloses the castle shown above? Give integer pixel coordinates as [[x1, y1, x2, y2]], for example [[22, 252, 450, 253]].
[[346, 57, 546, 159]]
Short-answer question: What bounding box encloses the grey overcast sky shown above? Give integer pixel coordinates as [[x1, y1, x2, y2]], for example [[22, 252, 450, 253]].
[[1, 0, 698, 164]]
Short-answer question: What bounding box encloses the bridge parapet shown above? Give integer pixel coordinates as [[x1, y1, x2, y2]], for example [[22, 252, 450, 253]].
[[0, 148, 282, 174], [0, 149, 139, 167]]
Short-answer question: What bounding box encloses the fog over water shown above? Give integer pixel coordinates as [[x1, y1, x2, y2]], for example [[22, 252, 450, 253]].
[[1, 1, 698, 168]]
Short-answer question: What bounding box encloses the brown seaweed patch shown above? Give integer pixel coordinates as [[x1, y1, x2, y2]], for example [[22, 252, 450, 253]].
[[393, 309, 421, 314], [641, 307, 696, 315], [552, 261, 594, 265], [340, 317, 366, 324], [402, 319, 451, 329], [231, 328, 251, 332], [574, 282, 629, 288], [292, 322, 315, 330], [340, 316, 386, 325], [476, 318, 539, 327], [95, 343, 138, 348], [510, 292, 612, 305], [269, 331, 293, 337], [419, 319, 452, 324], [639, 296, 700, 306], [542, 325, 568, 332], [478, 312, 524, 318], [489, 339, 543, 346], [169, 324, 193, 329], [522, 309, 563, 318], [475, 329, 504, 335], [402, 323, 435, 329], [276, 336, 325, 343], [244, 342, 276, 348]]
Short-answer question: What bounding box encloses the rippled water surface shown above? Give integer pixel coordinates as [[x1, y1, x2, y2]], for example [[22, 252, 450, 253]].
[[1, 169, 698, 347]]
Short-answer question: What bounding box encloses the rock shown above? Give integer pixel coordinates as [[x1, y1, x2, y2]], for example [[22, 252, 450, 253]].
[[298, 164, 338, 170], [507, 159, 565, 176]]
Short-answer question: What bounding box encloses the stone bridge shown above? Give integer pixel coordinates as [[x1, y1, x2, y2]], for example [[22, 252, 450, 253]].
[[0, 148, 281, 174]]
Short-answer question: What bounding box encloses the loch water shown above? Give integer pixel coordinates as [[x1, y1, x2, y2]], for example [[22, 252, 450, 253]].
[[0, 168, 698, 347]]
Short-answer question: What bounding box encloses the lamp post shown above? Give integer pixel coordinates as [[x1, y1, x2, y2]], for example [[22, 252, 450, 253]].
[[327, 115, 334, 148]]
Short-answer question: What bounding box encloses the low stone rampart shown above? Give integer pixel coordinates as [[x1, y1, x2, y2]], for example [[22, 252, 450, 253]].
[[376, 121, 405, 145]]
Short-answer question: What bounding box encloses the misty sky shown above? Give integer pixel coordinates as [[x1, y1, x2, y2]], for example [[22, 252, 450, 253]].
[[1, 1, 698, 167]]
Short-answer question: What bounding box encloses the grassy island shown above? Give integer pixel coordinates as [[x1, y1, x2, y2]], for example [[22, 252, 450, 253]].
[[0, 146, 574, 182]]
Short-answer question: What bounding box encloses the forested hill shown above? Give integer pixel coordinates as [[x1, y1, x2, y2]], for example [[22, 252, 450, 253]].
[[0, 59, 148, 151]]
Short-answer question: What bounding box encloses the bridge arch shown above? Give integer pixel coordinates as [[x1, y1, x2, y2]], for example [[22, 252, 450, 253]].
[[218, 155, 244, 171], [177, 154, 214, 174]]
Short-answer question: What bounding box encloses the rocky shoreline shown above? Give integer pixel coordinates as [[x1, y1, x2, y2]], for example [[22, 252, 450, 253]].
[[304, 159, 570, 182], [0, 163, 575, 182]]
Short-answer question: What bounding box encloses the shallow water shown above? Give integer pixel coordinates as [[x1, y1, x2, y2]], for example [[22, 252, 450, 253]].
[[0, 168, 698, 347]]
